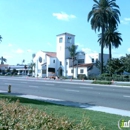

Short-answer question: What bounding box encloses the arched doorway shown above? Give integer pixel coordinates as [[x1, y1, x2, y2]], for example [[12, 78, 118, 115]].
[[58, 67, 63, 77]]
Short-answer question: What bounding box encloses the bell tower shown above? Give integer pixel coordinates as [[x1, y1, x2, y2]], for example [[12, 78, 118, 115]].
[[56, 32, 75, 76]]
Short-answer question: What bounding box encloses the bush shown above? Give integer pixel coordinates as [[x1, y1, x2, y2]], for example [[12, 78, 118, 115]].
[[101, 73, 111, 77], [92, 80, 112, 85], [60, 76, 68, 79], [0, 99, 105, 130], [77, 74, 87, 80]]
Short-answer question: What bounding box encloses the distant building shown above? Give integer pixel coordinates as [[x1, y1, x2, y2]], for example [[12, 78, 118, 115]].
[[0, 64, 9, 70], [33, 32, 109, 78]]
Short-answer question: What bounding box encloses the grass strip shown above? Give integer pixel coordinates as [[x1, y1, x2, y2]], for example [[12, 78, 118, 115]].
[[0, 93, 129, 130]]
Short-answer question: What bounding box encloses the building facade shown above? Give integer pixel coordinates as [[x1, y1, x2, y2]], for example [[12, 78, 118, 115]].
[[33, 32, 109, 78]]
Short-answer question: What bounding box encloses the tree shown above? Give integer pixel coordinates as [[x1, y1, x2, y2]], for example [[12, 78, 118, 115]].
[[28, 62, 35, 75], [67, 45, 84, 78], [0, 56, 7, 64], [22, 59, 25, 65], [95, 59, 107, 73], [87, 0, 120, 74], [120, 54, 130, 73], [98, 27, 122, 59], [0, 35, 2, 43], [106, 58, 124, 75]]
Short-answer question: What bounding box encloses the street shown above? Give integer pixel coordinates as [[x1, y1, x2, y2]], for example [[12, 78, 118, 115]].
[[0, 76, 130, 111]]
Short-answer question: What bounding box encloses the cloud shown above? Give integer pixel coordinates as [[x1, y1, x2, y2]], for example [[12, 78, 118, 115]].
[[121, 17, 130, 25], [47, 42, 52, 47], [81, 48, 97, 54], [15, 49, 24, 54], [8, 43, 13, 47], [52, 12, 76, 21], [27, 49, 32, 52], [127, 48, 130, 52]]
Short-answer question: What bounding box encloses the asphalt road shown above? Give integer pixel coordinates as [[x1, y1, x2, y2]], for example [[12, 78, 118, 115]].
[[0, 76, 130, 111]]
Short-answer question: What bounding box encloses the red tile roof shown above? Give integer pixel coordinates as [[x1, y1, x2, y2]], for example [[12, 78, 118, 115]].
[[45, 52, 56, 57], [0, 64, 9, 67]]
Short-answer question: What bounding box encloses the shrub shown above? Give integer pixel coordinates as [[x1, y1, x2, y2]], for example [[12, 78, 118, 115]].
[[92, 80, 112, 85], [101, 73, 111, 77], [60, 76, 68, 79], [77, 74, 87, 80], [0, 99, 105, 130]]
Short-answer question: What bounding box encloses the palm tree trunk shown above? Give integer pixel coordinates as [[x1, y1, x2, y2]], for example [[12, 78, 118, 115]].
[[101, 26, 105, 74], [73, 59, 74, 79], [109, 44, 112, 59]]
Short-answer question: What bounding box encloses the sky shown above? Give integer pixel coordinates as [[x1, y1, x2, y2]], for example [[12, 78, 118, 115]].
[[0, 0, 130, 65]]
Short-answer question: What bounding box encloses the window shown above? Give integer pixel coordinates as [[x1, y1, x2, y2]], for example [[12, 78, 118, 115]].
[[38, 69, 41, 73], [80, 69, 84, 73], [53, 60, 55, 63], [92, 58, 94, 63], [39, 57, 42, 63], [48, 68, 55, 73], [59, 37, 63, 43], [60, 61, 62, 65], [66, 70, 68, 73], [42, 70, 46, 74], [66, 62, 68, 65], [67, 37, 72, 43], [78, 59, 84, 64], [71, 69, 74, 73]]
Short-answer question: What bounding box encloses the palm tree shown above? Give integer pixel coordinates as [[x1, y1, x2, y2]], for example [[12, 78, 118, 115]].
[[0, 35, 2, 43], [67, 45, 84, 78], [87, 0, 120, 74], [22, 59, 25, 65], [98, 27, 122, 59], [29, 62, 35, 75], [0, 56, 7, 64]]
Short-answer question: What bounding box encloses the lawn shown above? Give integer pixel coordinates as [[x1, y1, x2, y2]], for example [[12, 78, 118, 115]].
[[0, 94, 129, 130]]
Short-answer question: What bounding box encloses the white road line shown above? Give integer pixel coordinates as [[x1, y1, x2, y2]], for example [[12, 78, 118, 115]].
[[80, 87, 93, 89], [29, 85, 39, 88], [45, 84, 54, 85], [65, 89, 79, 92], [123, 95, 130, 98], [4, 83, 11, 85], [21, 82, 27, 83]]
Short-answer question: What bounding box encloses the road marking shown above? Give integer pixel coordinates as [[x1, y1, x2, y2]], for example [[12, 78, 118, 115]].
[[4, 83, 11, 85], [80, 87, 93, 89], [123, 95, 130, 98], [65, 89, 79, 92], [21, 82, 27, 83], [45, 84, 54, 86], [29, 85, 39, 88]]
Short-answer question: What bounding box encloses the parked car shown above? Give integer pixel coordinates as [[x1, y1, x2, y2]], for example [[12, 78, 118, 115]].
[[27, 73, 32, 77], [5, 72, 11, 76], [17, 72, 22, 75]]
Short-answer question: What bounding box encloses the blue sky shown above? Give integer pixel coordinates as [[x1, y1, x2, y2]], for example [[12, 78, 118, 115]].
[[0, 0, 130, 65]]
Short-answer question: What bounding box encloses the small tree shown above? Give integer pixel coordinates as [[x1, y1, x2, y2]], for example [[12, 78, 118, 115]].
[[95, 60, 107, 73], [0, 56, 7, 64], [106, 58, 124, 75], [120, 54, 130, 73], [67, 45, 84, 78], [24, 65, 27, 75]]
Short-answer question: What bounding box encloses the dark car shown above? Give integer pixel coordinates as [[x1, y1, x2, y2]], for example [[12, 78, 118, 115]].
[[5, 72, 11, 76]]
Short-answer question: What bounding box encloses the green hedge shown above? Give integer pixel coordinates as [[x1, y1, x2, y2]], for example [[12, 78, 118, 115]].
[[92, 80, 112, 85], [77, 74, 87, 80]]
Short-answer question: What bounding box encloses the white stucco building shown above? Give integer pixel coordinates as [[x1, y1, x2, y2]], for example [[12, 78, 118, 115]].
[[33, 32, 109, 78]]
